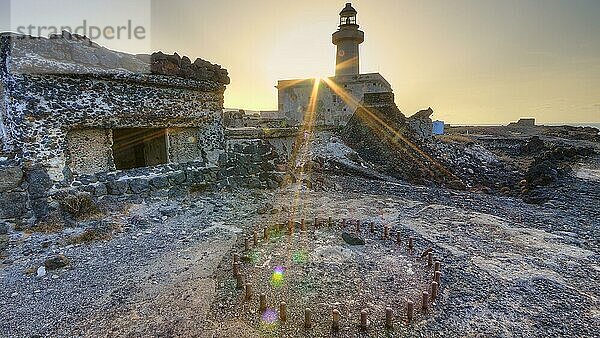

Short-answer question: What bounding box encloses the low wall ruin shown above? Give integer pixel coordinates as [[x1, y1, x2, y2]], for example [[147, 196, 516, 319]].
[[0, 33, 285, 228]]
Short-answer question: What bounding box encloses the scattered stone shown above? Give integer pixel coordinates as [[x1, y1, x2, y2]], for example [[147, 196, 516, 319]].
[[341, 231, 365, 246], [44, 254, 70, 270], [36, 266, 46, 278]]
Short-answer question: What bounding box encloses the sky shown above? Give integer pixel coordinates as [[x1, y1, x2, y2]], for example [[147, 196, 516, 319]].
[[1, 0, 599, 124]]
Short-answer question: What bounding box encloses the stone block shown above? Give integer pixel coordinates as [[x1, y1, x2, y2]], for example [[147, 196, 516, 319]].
[[0, 192, 28, 219], [0, 221, 8, 235], [257, 143, 272, 156], [0, 234, 8, 253], [129, 178, 150, 194], [0, 167, 23, 192], [187, 171, 205, 184], [242, 143, 259, 154], [261, 161, 276, 172], [106, 180, 129, 195], [251, 153, 263, 163], [94, 183, 108, 197], [168, 172, 187, 185], [31, 198, 50, 219], [26, 168, 52, 199], [150, 176, 170, 190], [247, 177, 262, 189]]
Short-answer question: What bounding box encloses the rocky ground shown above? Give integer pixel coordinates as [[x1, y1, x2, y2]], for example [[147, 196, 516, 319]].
[[1, 128, 599, 337]]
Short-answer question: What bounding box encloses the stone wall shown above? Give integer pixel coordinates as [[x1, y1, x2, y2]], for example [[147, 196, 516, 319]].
[[0, 33, 230, 223], [43, 139, 285, 216], [277, 73, 392, 127], [0, 165, 26, 220], [220, 140, 286, 189], [66, 129, 114, 175]]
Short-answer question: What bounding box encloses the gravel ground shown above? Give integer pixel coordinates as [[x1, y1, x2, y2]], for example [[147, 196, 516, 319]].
[[1, 156, 598, 337]]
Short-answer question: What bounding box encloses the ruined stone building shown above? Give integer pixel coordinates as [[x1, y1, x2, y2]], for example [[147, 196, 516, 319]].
[[0, 32, 283, 223], [276, 3, 392, 126]]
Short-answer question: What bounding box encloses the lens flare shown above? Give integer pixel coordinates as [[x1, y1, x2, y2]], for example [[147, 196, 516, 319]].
[[292, 250, 308, 265], [247, 250, 260, 264], [261, 308, 278, 324], [270, 266, 286, 287]]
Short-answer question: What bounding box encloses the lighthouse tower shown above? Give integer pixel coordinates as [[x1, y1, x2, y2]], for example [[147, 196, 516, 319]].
[[332, 3, 364, 76]]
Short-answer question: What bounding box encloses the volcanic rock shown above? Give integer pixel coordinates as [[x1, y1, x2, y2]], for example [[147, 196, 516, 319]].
[[44, 254, 70, 270], [342, 232, 365, 246]]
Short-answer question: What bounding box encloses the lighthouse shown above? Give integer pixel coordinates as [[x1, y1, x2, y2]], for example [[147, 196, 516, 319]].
[[276, 2, 392, 126], [332, 3, 364, 76]]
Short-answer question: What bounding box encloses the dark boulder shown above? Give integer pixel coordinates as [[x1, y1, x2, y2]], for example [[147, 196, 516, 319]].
[[342, 232, 365, 246], [521, 136, 545, 154], [44, 254, 70, 270]]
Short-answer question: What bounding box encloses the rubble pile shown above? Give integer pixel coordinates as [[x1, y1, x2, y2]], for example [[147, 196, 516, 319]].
[[523, 144, 596, 203], [3, 32, 229, 85], [341, 93, 464, 189]]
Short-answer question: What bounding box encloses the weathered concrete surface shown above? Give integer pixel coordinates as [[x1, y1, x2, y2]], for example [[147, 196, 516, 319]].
[[76, 225, 238, 336]]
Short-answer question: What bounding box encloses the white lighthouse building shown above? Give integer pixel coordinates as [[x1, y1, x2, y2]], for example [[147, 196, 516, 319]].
[[276, 3, 392, 126], [332, 3, 364, 76]]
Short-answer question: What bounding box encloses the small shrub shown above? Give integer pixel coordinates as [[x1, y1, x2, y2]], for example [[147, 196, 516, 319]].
[[30, 212, 65, 234], [24, 266, 37, 275], [437, 135, 473, 144], [189, 183, 213, 194], [59, 193, 101, 220], [66, 221, 122, 245]]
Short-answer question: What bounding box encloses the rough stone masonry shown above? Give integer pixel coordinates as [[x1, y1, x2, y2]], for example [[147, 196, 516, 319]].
[[0, 32, 285, 227]]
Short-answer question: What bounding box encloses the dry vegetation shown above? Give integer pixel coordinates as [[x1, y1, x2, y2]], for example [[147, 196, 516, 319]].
[[59, 193, 101, 221], [436, 134, 474, 144], [30, 212, 65, 234], [66, 222, 123, 245]]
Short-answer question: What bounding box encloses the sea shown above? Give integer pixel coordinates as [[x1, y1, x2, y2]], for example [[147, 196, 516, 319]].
[[451, 123, 600, 133], [547, 123, 600, 130]]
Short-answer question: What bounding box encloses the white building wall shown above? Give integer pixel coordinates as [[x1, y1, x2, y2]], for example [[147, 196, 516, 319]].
[[277, 73, 392, 127]]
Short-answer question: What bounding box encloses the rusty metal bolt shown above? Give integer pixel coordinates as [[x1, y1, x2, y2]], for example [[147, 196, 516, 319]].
[[434, 271, 441, 284], [407, 301, 414, 322], [434, 261, 441, 272], [385, 307, 393, 329], [253, 231, 258, 246], [279, 302, 287, 322], [431, 281, 439, 301], [422, 291, 429, 311], [233, 262, 240, 277], [245, 283, 253, 300], [360, 309, 368, 330], [396, 232, 401, 245], [332, 309, 341, 331], [304, 308, 312, 329], [408, 237, 414, 251], [259, 294, 267, 312], [428, 253, 433, 268]]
